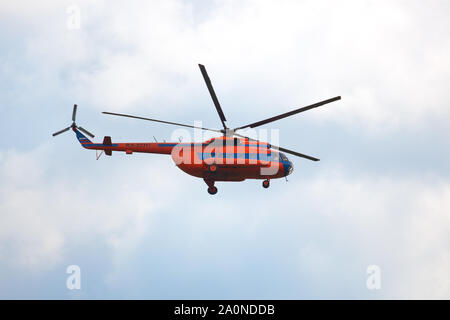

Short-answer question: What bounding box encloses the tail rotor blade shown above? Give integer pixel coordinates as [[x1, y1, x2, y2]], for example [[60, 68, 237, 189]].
[[52, 126, 71, 137], [78, 126, 95, 138], [72, 104, 78, 122]]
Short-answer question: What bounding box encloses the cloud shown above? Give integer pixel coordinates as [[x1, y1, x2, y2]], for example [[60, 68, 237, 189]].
[[2, 0, 449, 131], [101, 166, 450, 299], [286, 170, 450, 298], [0, 143, 178, 272]]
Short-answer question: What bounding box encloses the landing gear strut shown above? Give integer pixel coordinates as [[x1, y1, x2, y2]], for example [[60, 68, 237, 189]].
[[204, 178, 218, 195], [262, 179, 270, 189]]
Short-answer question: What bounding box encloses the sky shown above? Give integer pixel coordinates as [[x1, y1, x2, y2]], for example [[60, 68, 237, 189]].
[[0, 0, 449, 299]]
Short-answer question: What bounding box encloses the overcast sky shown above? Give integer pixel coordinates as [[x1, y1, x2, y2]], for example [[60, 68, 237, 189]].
[[0, 0, 449, 299]]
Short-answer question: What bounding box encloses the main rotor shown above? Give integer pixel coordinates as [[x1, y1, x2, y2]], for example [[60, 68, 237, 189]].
[[103, 64, 342, 161]]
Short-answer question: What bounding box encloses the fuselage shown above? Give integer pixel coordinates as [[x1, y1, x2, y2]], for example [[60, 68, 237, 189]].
[[74, 128, 293, 181]]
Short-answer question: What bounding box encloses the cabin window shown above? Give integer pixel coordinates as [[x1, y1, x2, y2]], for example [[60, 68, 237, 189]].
[[233, 138, 243, 146], [271, 152, 280, 161], [207, 139, 226, 147]]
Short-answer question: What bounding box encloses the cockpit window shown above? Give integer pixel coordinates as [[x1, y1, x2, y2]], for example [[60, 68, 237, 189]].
[[280, 153, 288, 161]]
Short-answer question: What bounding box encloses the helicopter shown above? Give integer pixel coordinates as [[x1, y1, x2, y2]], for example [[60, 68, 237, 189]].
[[53, 64, 341, 194]]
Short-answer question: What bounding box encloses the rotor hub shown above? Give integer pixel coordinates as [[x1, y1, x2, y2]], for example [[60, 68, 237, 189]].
[[221, 128, 235, 137]]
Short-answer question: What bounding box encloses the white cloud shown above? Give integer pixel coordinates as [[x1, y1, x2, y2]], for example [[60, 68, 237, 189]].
[[287, 170, 450, 298], [0, 143, 181, 272], [2, 0, 449, 130]]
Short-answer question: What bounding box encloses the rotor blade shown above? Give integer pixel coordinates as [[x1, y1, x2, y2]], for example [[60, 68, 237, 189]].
[[52, 126, 72, 137], [102, 111, 222, 133], [233, 132, 319, 161], [234, 96, 341, 130], [276, 146, 319, 161], [198, 64, 227, 130], [72, 104, 78, 122], [78, 126, 95, 138]]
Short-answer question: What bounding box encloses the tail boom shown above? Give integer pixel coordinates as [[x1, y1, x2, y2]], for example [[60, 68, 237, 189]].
[[74, 128, 174, 155]]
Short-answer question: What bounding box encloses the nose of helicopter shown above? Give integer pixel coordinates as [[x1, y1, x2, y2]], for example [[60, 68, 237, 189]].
[[284, 160, 294, 176]]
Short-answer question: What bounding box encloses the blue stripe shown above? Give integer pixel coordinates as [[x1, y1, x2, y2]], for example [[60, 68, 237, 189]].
[[197, 152, 278, 162], [157, 143, 207, 147], [158, 143, 269, 148], [88, 144, 119, 147]]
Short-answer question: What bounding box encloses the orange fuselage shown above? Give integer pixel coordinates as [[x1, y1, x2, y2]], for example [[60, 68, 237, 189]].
[[75, 128, 293, 181]]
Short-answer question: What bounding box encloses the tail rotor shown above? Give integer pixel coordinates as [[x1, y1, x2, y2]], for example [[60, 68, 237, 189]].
[[52, 104, 95, 138]]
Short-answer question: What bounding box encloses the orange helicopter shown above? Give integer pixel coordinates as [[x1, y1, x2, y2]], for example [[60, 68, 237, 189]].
[[53, 64, 341, 194]]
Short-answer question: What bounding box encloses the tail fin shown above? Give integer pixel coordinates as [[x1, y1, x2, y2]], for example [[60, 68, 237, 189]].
[[74, 128, 93, 148], [103, 136, 112, 156]]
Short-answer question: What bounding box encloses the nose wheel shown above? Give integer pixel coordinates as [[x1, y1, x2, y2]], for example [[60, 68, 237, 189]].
[[262, 179, 270, 188]]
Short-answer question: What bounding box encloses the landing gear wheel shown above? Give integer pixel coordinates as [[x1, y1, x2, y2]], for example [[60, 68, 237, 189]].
[[207, 186, 218, 195], [262, 179, 270, 188], [208, 164, 218, 173]]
